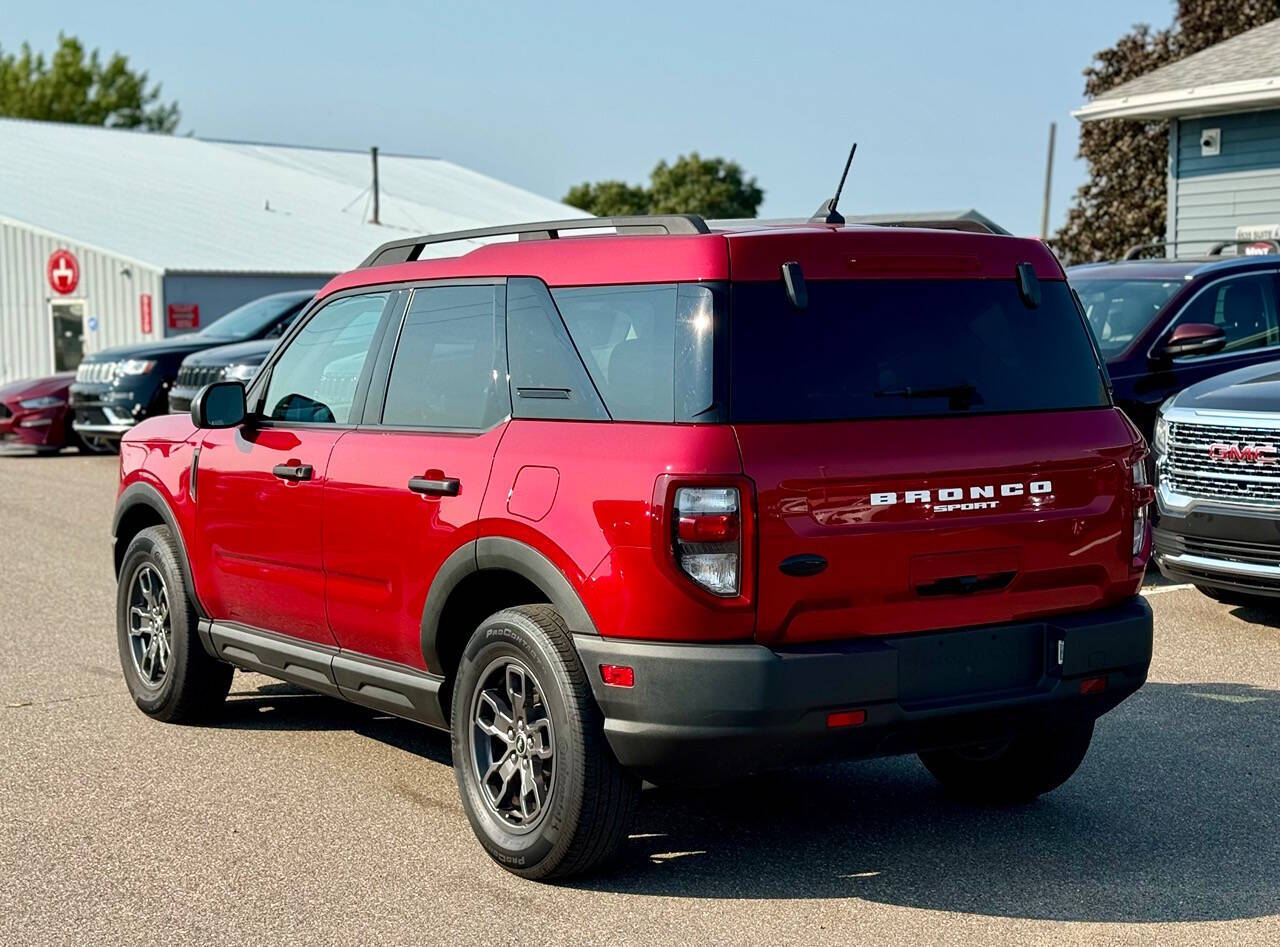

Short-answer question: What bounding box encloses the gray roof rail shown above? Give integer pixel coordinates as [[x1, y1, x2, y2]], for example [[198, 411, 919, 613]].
[[359, 214, 711, 268], [1123, 238, 1280, 260]]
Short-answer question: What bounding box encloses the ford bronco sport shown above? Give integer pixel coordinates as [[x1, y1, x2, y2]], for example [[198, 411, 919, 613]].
[[111, 214, 1154, 879]]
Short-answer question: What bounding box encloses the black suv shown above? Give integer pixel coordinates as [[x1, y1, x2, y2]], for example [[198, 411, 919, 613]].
[[167, 339, 277, 414], [71, 290, 314, 449]]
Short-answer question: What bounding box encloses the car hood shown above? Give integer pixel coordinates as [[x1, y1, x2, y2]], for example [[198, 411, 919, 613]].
[[82, 334, 245, 363], [1172, 359, 1280, 413], [0, 372, 74, 402], [180, 339, 276, 369]]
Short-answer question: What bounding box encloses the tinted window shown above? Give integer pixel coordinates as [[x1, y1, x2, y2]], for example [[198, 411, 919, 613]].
[[1074, 279, 1182, 356], [552, 283, 718, 421], [1168, 273, 1280, 355], [507, 278, 607, 421], [382, 285, 508, 429], [730, 279, 1108, 422], [262, 293, 387, 424]]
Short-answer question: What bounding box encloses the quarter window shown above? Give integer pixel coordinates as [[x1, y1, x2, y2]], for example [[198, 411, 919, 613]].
[[262, 293, 388, 424], [382, 285, 508, 429], [1170, 273, 1280, 355]]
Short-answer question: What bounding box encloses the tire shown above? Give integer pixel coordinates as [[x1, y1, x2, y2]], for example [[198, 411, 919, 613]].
[[78, 435, 116, 454], [918, 719, 1095, 803], [451, 604, 640, 880], [116, 525, 233, 722]]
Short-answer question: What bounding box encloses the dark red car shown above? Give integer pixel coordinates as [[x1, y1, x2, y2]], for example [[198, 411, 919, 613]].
[[111, 215, 1154, 879], [0, 373, 80, 453]]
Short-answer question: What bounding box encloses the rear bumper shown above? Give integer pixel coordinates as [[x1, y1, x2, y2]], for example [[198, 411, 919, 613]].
[[575, 598, 1152, 781], [1153, 503, 1280, 597]]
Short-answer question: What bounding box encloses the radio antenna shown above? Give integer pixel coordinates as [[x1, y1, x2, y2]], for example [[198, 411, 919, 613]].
[[810, 142, 857, 225]]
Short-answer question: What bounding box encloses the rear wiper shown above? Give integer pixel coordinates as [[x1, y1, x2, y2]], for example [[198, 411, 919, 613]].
[[874, 383, 981, 409]]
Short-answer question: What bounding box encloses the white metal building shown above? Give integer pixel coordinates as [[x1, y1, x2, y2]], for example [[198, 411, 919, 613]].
[[0, 118, 585, 384]]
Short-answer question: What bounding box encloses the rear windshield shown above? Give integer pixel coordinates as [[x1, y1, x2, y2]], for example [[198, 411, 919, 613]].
[[1073, 278, 1182, 356], [729, 279, 1109, 423]]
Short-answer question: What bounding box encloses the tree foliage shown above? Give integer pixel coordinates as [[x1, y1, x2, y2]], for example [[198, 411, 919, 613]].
[[0, 34, 179, 132], [565, 153, 763, 219], [1056, 1, 1280, 263]]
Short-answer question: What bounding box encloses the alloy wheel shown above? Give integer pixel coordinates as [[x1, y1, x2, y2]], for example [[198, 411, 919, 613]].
[[470, 657, 556, 831], [127, 563, 172, 687]]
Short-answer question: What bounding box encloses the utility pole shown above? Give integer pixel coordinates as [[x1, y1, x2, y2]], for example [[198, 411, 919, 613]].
[[370, 146, 380, 225], [1040, 122, 1056, 240]]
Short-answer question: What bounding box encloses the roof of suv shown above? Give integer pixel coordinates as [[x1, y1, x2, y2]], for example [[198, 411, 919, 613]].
[[321, 215, 1063, 297], [1067, 254, 1279, 282]]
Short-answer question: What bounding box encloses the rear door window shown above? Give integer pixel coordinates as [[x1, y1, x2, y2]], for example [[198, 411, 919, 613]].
[[382, 284, 508, 429], [507, 278, 608, 421], [729, 279, 1109, 423]]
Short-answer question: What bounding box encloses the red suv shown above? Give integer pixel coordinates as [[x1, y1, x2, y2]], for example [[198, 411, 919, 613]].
[[111, 215, 1155, 879]]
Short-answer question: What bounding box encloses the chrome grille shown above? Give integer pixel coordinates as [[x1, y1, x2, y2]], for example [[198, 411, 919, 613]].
[[175, 364, 224, 389], [75, 361, 117, 384], [1163, 420, 1280, 508]]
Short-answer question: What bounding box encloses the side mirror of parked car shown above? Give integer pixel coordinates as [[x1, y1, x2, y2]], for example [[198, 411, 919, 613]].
[[190, 381, 247, 429], [1158, 323, 1227, 359]]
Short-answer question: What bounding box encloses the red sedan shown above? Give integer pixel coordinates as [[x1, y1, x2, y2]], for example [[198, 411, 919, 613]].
[[0, 373, 84, 453]]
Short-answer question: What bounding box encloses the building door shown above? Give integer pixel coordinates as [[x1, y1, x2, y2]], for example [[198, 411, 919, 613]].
[[49, 300, 86, 372]]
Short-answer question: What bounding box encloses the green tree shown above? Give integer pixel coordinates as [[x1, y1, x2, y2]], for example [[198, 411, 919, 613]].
[[564, 153, 763, 218], [0, 34, 179, 132], [1056, 1, 1279, 263]]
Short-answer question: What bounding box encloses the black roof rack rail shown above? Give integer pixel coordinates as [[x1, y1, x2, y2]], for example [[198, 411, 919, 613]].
[[869, 218, 998, 235], [359, 214, 711, 268], [1123, 238, 1280, 260]]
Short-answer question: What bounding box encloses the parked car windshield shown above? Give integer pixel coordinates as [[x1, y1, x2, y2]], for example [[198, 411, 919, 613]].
[[199, 294, 309, 342], [1073, 278, 1182, 356], [729, 278, 1109, 422]]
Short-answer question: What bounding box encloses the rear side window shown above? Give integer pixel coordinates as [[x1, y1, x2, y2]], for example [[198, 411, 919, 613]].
[[262, 292, 387, 424], [507, 278, 607, 421], [552, 283, 720, 421], [729, 279, 1108, 423], [382, 284, 508, 429]]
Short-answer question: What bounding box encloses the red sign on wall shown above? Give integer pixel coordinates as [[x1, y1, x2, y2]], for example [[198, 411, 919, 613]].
[[140, 294, 154, 334], [167, 303, 200, 330], [47, 249, 80, 295]]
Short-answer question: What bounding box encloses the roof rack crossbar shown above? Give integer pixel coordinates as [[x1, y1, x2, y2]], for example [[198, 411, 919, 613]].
[[1123, 238, 1280, 260], [358, 214, 711, 268]]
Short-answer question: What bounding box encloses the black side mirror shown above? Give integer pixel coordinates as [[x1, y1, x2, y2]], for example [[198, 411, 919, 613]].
[[191, 381, 246, 429], [1159, 323, 1227, 359]]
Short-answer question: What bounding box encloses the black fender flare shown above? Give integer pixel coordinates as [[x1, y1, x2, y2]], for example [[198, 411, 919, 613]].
[[112, 481, 207, 617], [420, 536, 599, 674]]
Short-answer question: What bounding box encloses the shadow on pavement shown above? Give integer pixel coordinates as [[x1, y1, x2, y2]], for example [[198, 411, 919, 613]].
[[214, 678, 1278, 922]]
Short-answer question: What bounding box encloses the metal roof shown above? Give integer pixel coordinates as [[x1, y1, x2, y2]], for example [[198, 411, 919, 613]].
[[1074, 19, 1280, 122], [0, 117, 588, 273]]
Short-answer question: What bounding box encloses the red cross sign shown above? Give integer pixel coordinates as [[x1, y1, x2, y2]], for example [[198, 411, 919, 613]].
[[47, 249, 80, 295]]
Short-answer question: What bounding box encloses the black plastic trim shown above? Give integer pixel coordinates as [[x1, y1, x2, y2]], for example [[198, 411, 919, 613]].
[[475, 537, 599, 636], [112, 481, 206, 617], [419, 541, 480, 673]]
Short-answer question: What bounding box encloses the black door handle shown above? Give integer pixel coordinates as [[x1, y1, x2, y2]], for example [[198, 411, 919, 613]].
[[272, 463, 313, 482], [408, 476, 461, 497]]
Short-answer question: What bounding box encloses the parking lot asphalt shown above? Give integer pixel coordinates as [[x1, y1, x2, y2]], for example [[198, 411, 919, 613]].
[[1, 449, 1277, 946]]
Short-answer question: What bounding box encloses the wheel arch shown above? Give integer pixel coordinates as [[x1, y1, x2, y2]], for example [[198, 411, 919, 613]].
[[422, 536, 599, 685], [112, 482, 205, 617]]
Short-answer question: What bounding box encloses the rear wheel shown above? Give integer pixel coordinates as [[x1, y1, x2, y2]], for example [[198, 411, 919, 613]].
[[78, 434, 116, 454], [451, 605, 639, 879], [918, 719, 1094, 803], [116, 525, 232, 722]]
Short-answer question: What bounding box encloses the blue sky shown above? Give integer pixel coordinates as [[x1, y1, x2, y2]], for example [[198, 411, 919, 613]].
[[7, 0, 1175, 235]]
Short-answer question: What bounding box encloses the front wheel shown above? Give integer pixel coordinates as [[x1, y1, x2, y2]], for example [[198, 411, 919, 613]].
[[918, 719, 1095, 803], [451, 605, 639, 880]]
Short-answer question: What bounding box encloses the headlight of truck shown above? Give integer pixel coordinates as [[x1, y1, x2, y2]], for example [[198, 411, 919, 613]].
[[222, 362, 258, 383], [117, 359, 156, 376], [18, 395, 63, 409]]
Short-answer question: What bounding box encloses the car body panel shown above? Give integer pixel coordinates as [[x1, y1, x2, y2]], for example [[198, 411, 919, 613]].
[[0, 373, 74, 450]]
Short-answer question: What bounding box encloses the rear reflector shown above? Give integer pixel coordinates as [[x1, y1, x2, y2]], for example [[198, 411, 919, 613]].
[[826, 709, 866, 728], [1080, 675, 1107, 695], [600, 664, 634, 688]]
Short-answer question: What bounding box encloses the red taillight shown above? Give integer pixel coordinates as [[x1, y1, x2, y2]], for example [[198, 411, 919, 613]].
[[600, 664, 634, 688], [1130, 454, 1154, 565], [672, 487, 742, 597], [826, 709, 866, 728], [1080, 675, 1107, 695]]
